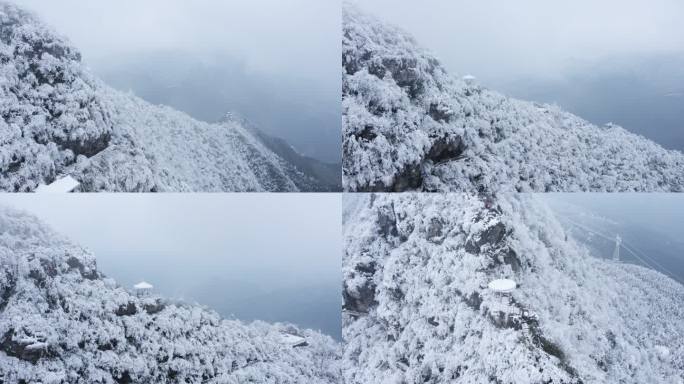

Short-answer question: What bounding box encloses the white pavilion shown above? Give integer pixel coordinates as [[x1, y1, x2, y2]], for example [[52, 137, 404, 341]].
[[462, 74, 476, 86], [134, 281, 154, 297]]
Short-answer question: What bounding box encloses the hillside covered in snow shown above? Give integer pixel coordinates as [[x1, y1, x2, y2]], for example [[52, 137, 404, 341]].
[[0, 2, 338, 192], [342, 4, 684, 192], [0, 206, 341, 383], [342, 194, 684, 383]]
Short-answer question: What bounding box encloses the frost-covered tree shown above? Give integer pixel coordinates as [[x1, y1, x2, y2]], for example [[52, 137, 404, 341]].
[[342, 4, 684, 192], [342, 194, 684, 383], [0, 206, 341, 383]]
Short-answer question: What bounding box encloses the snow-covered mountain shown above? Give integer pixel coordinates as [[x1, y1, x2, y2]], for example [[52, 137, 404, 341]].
[[342, 4, 684, 192], [342, 194, 684, 383], [0, 206, 341, 383], [0, 2, 338, 192]]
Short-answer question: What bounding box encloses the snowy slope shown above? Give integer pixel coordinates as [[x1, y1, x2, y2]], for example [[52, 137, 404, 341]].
[[0, 2, 333, 192], [0, 206, 341, 383], [342, 4, 684, 192], [342, 194, 684, 383]]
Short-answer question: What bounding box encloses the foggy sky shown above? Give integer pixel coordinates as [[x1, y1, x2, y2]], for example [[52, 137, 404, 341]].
[[0, 193, 340, 283], [354, 0, 684, 81], [13, 0, 340, 84], [0, 194, 341, 336]]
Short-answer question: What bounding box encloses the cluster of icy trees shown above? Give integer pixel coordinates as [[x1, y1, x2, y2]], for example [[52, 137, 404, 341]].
[[0, 2, 328, 192], [342, 4, 684, 192], [0, 206, 341, 383], [342, 194, 684, 383]]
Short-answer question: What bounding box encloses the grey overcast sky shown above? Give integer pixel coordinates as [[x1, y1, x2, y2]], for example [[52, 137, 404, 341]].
[[353, 0, 684, 80], [13, 0, 340, 83], [0, 194, 341, 338]]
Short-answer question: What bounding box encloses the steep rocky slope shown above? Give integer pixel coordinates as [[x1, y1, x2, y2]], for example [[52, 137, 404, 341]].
[[342, 194, 684, 383], [342, 4, 684, 192], [223, 113, 342, 191], [0, 206, 341, 383], [0, 2, 333, 192]]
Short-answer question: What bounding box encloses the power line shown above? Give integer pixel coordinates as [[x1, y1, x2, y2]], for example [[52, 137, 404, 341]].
[[561, 217, 680, 283]]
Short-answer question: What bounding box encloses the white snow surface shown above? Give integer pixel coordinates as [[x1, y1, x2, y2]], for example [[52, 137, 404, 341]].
[[0, 2, 323, 192], [34, 175, 79, 193], [281, 333, 308, 347], [342, 193, 684, 383], [342, 4, 684, 192], [0, 206, 341, 383]]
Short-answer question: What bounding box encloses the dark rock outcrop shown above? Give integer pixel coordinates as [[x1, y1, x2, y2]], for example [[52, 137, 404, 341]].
[[115, 302, 137, 316], [0, 330, 51, 364]]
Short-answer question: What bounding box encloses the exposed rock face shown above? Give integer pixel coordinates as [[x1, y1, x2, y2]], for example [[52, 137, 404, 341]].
[[0, 2, 334, 192], [342, 4, 684, 192], [0, 206, 341, 383], [1, 329, 51, 364], [342, 194, 684, 383], [343, 252, 379, 316]]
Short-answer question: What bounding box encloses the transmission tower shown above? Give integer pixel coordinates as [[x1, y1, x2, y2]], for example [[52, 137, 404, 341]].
[[612, 234, 622, 262]]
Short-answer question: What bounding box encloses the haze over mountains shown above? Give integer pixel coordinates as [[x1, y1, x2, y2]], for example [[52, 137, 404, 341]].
[[541, 193, 684, 285], [493, 53, 684, 153], [351, 0, 684, 153]]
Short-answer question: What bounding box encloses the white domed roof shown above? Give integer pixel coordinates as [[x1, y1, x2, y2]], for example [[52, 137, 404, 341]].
[[488, 278, 516, 293], [134, 281, 153, 290]]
